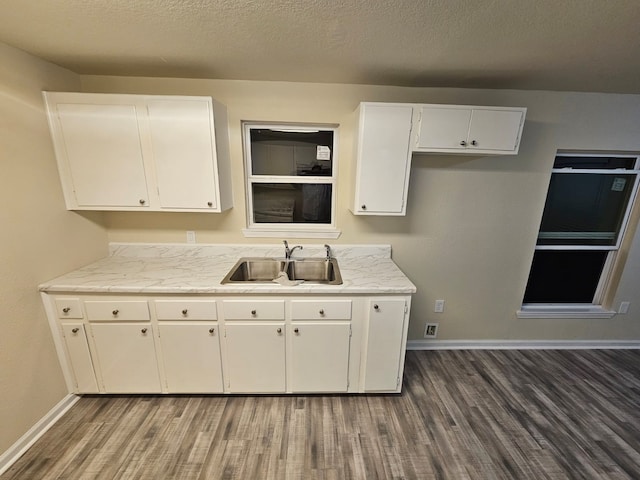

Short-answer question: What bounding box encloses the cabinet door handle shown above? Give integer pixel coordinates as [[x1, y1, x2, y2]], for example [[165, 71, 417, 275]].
[[471, 140, 477, 146], [209, 328, 215, 334], [251, 309, 257, 316], [141, 328, 148, 334], [207, 201, 213, 207], [182, 309, 188, 316], [460, 140, 467, 147], [71, 327, 80, 334], [373, 304, 379, 311], [361, 204, 367, 210], [294, 327, 299, 334], [139, 199, 146, 205], [112, 309, 119, 316], [62, 307, 71, 314], [276, 327, 282, 334], [319, 309, 325, 316]]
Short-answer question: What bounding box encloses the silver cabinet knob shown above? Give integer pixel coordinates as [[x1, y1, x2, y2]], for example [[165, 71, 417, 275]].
[[276, 327, 282, 334], [139, 199, 146, 205], [112, 309, 119, 316], [141, 328, 148, 334], [71, 327, 79, 334], [251, 309, 257, 316], [62, 307, 71, 314], [294, 327, 299, 333], [207, 201, 213, 207], [471, 140, 477, 146], [460, 140, 467, 147], [209, 328, 215, 334], [373, 304, 379, 311], [182, 309, 188, 316], [361, 204, 367, 210], [319, 309, 325, 316]]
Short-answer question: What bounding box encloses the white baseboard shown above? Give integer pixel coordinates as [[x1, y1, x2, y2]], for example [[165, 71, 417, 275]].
[[407, 339, 640, 350], [0, 394, 80, 476]]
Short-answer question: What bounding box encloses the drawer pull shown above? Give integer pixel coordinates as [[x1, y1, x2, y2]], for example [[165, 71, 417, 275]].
[[182, 309, 188, 316], [112, 309, 119, 316], [276, 327, 282, 334], [251, 309, 257, 316], [373, 304, 379, 311], [294, 328, 299, 334], [71, 327, 79, 334], [209, 328, 215, 334], [141, 328, 148, 334], [62, 307, 71, 314], [319, 309, 325, 316]]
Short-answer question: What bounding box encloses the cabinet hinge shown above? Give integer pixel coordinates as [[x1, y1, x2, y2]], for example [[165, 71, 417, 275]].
[[404, 302, 408, 314], [397, 376, 401, 388], [349, 325, 352, 337]]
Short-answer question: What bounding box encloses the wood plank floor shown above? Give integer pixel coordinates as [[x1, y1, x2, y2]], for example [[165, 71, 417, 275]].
[[3, 349, 640, 479]]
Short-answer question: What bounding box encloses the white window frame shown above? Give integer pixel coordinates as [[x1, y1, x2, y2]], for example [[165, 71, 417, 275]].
[[518, 152, 640, 319], [241, 122, 340, 238]]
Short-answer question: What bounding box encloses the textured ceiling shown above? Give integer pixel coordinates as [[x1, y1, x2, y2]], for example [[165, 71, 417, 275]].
[[1, 0, 639, 93]]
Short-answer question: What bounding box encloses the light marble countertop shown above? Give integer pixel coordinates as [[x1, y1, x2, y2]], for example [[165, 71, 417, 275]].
[[39, 243, 417, 295]]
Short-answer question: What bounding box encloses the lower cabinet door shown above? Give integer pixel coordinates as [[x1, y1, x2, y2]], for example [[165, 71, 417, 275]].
[[364, 299, 407, 391], [61, 323, 99, 393], [90, 323, 162, 393], [158, 323, 223, 393], [224, 323, 285, 393], [290, 322, 351, 393]]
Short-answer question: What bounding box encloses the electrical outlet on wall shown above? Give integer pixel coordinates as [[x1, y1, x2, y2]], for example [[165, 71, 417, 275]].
[[424, 323, 438, 338]]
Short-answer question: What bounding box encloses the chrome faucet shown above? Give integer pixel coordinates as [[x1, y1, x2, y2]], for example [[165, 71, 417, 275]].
[[324, 244, 332, 260], [283, 240, 303, 259]]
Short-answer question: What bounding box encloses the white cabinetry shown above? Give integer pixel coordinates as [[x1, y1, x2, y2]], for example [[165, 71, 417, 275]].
[[44, 294, 411, 395], [364, 299, 409, 392], [352, 103, 414, 216], [43, 92, 232, 212], [414, 105, 526, 154]]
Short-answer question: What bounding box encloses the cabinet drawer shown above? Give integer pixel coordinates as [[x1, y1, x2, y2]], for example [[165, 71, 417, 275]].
[[223, 300, 285, 320], [85, 300, 149, 321], [155, 299, 217, 320], [291, 300, 352, 320], [55, 297, 83, 319]]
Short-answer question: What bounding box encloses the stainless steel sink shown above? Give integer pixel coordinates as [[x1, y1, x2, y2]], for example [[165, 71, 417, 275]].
[[221, 257, 342, 285]]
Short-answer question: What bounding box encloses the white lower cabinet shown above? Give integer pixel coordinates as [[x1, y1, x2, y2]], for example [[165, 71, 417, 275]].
[[158, 323, 224, 393], [364, 299, 409, 391], [60, 323, 99, 393], [224, 322, 286, 393], [90, 323, 162, 393], [290, 322, 351, 392], [45, 294, 411, 395]]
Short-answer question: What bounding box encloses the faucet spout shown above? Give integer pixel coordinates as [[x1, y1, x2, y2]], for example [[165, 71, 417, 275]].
[[283, 240, 303, 259]]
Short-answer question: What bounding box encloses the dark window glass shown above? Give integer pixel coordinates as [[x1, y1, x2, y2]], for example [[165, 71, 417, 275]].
[[523, 250, 608, 303], [553, 156, 636, 170], [250, 129, 333, 176], [537, 173, 634, 246], [252, 183, 332, 224]]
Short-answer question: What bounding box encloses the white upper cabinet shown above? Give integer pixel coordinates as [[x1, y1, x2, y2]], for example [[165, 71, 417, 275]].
[[415, 105, 526, 154], [352, 103, 414, 216], [43, 92, 232, 212]]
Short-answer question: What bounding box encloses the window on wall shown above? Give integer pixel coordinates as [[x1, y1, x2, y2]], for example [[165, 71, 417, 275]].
[[519, 153, 640, 317], [242, 123, 339, 238]]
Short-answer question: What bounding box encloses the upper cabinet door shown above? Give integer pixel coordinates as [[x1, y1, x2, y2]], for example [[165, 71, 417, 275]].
[[415, 104, 526, 155], [416, 106, 472, 150], [43, 92, 232, 212], [147, 99, 219, 210], [352, 103, 414, 216], [54, 102, 149, 208]]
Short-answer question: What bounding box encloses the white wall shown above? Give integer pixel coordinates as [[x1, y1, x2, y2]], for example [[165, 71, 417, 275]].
[[0, 44, 108, 453], [79, 75, 640, 343]]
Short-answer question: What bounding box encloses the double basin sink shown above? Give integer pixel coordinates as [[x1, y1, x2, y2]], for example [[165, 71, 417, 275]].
[[221, 257, 342, 285]]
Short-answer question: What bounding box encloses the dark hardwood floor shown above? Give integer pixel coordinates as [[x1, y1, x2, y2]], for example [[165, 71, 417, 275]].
[[4, 349, 640, 479]]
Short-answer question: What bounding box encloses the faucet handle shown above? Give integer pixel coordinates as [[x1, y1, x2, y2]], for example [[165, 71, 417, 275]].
[[324, 244, 332, 260]]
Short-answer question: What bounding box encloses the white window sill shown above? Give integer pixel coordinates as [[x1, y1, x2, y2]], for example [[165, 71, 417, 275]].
[[242, 227, 341, 239], [517, 304, 617, 319]]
